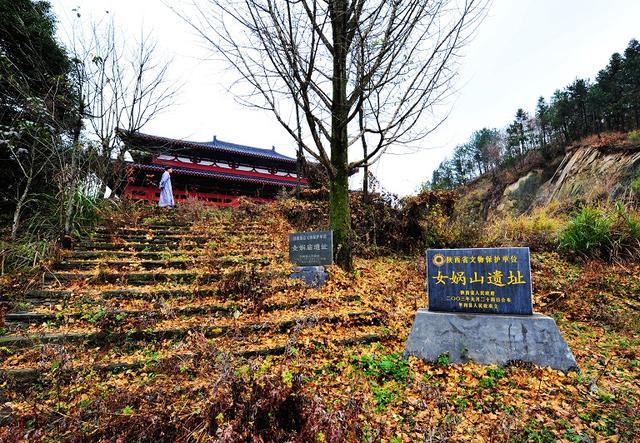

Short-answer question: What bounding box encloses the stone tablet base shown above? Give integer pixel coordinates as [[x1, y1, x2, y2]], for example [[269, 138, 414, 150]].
[[290, 266, 328, 288], [404, 310, 578, 372]]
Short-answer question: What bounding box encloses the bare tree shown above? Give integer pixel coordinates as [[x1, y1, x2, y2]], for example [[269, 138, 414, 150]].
[[176, 0, 486, 269], [6, 128, 50, 240], [66, 14, 178, 195]]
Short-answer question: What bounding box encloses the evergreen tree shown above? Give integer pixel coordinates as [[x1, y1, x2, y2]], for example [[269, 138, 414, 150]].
[[0, 0, 77, 231], [595, 52, 625, 130], [622, 39, 640, 128], [568, 79, 589, 137], [430, 160, 457, 190], [0, 0, 73, 124], [506, 109, 530, 155], [470, 128, 501, 173], [549, 90, 573, 142], [535, 96, 550, 150], [428, 38, 640, 190]]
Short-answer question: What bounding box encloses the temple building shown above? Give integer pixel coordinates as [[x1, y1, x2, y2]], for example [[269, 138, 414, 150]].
[[117, 130, 307, 207]]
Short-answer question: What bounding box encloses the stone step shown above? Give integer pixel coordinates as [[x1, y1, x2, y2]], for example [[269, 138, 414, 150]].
[[134, 223, 195, 229], [54, 259, 193, 271], [24, 289, 73, 301], [0, 331, 382, 388], [92, 226, 195, 234], [95, 223, 264, 232], [24, 287, 220, 302], [95, 227, 193, 235], [75, 242, 203, 252], [55, 256, 271, 271], [89, 234, 210, 242], [208, 231, 272, 238], [4, 303, 234, 325], [93, 227, 269, 237], [75, 239, 273, 252], [23, 281, 296, 303], [66, 250, 200, 260], [5, 295, 361, 325], [79, 237, 210, 247], [44, 270, 222, 285], [0, 310, 379, 349]]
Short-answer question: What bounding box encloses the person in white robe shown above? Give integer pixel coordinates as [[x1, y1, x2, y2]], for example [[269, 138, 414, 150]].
[[158, 168, 175, 208]]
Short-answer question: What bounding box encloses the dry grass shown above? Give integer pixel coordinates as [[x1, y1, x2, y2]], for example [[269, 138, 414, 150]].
[[482, 206, 565, 252]]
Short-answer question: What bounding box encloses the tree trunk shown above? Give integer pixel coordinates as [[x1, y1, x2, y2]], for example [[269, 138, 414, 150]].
[[64, 184, 75, 235], [296, 149, 302, 198], [359, 107, 369, 203], [64, 99, 84, 236], [330, 0, 353, 271], [11, 176, 32, 241], [362, 164, 368, 201], [295, 102, 302, 198], [330, 161, 352, 270]]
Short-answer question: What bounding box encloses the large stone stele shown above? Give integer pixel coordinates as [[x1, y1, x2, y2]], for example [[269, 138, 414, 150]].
[[404, 310, 579, 372]]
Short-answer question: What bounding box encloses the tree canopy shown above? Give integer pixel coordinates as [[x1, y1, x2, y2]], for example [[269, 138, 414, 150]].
[[428, 38, 640, 190], [0, 0, 78, 236]]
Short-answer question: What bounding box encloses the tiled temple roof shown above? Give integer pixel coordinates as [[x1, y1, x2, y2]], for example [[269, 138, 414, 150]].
[[129, 163, 301, 188], [118, 129, 297, 164]]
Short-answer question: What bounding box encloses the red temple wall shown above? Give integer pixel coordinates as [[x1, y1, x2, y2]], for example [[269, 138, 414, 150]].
[[123, 184, 274, 207]]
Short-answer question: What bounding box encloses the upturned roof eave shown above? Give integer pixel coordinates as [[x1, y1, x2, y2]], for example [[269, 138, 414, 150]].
[[116, 129, 298, 165]]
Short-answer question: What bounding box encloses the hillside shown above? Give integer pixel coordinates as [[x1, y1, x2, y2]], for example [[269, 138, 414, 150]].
[[1, 202, 638, 441], [454, 132, 640, 220]]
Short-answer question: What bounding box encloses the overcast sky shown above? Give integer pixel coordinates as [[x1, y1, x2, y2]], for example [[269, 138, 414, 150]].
[[52, 0, 640, 196]]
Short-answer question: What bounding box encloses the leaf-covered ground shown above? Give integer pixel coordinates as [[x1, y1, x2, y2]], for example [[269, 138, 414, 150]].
[[0, 203, 638, 442]]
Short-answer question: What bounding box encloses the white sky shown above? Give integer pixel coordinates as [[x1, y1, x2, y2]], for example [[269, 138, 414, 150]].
[[52, 0, 640, 196]]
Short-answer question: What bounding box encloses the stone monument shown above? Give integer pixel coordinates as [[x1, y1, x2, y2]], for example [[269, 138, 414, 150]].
[[288, 230, 333, 287], [404, 247, 579, 371]]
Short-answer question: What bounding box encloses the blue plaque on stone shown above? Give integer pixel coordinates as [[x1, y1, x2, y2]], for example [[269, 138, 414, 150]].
[[426, 247, 533, 315], [289, 231, 333, 266]]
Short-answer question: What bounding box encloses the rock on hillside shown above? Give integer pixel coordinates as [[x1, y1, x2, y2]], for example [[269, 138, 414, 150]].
[[490, 133, 640, 217], [534, 143, 640, 206]]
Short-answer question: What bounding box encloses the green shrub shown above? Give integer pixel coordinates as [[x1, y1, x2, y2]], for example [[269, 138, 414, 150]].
[[352, 352, 409, 383], [0, 239, 57, 274], [628, 129, 640, 143], [512, 419, 556, 443], [371, 385, 396, 411], [401, 189, 478, 250], [479, 377, 496, 388], [631, 175, 640, 194], [485, 367, 506, 379], [480, 367, 507, 388], [609, 205, 640, 258], [437, 354, 450, 366], [559, 204, 640, 260], [21, 191, 103, 239], [559, 206, 612, 258]]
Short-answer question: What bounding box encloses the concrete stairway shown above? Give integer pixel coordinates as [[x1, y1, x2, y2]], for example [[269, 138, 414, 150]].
[[0, 211, 381, 389]]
